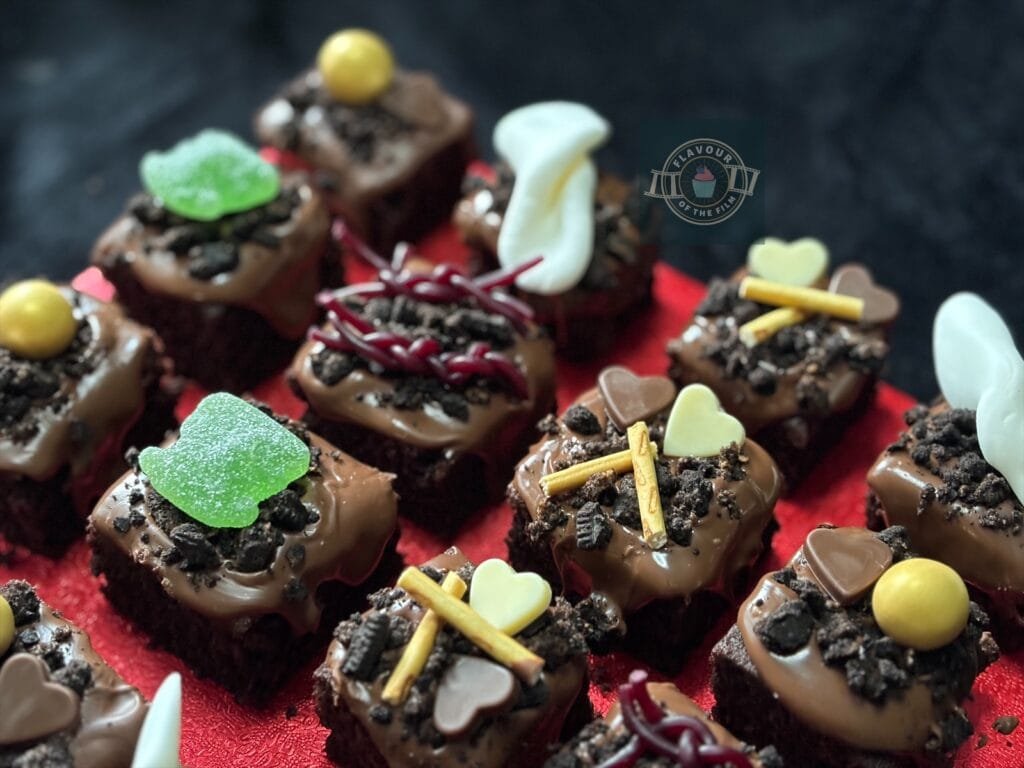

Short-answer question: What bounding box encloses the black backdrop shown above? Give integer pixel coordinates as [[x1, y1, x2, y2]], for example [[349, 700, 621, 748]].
[[3, 1, 1022, 398]]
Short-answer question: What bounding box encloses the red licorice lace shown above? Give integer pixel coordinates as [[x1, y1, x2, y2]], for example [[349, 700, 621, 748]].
[[597, 671, 753, 768], [311, 223, 542, 399]]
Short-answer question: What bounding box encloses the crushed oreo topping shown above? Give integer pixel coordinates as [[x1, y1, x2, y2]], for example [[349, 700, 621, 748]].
[[693, 279, 889, 403], [128, 182, 302, 279], [341, 612, 390, 681], [534, 409, 749, 550], [891, 406, 1023, 533]]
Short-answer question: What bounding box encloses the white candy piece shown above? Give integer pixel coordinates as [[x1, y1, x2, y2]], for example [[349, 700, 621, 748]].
[[747, 237, 829, 287], [934, 293, 1024, 504], [494, 102, 611, 295], [132, 673, 181, 768]]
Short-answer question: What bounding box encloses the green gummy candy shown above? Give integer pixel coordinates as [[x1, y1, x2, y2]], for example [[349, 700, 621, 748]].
[[138, 393, 310, 529], [139, 129, 280, 222]]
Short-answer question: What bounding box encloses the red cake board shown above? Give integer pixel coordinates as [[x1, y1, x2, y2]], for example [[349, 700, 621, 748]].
[[3, 226, 1020, 767]]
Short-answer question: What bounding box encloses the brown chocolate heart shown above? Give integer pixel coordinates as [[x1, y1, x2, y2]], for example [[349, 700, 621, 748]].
[[0, 653, 80, 746], [597, 366, 676, 431], [803, 527, 893, 606], [432, 655, 517, 737], [829, 264, 900, 325]]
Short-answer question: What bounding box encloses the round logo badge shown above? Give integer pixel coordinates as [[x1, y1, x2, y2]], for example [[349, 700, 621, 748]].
[[646, 138, 758, 226]]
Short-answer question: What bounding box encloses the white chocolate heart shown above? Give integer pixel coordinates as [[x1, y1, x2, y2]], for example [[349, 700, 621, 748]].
[[748, 237, 829, 287], [132, 673, 181, 768], [663, 384, 746, 457], [934, 293, 1024, 504], [468, 559, 552, 635], [494, 102, 611, 295]]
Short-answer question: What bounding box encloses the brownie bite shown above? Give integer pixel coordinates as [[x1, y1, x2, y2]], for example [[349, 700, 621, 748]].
[[508, 368, 782, 672], [315, 548, 595, 768], [545, 671, 782, 768], [455, 164, 658, 359], [92, 131, 338, 393], [288, 247, 556, 530], [711, 525, 999, 767], [0, 580, 148, 767], [867, 403, 1024, 643], [0, 282, 175, 556], [666, 245, 898, 488], [88, 395, 399, 703], [255, 29, 474, 254]]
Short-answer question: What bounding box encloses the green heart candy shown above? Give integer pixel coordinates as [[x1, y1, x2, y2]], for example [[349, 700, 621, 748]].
[[139, 129, 281, 222], [138, 393, 310, 529]]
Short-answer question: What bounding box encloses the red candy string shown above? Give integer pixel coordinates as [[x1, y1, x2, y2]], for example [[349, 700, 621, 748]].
[[597, 671, 753, 768], [311, 224, 544, 399]]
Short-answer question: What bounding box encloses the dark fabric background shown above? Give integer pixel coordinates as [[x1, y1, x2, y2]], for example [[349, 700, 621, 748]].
[[2, 1, 1022, 398]]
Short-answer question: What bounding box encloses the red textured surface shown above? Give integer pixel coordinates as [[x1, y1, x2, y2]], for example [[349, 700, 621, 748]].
[[4, 225, 1021, 767]]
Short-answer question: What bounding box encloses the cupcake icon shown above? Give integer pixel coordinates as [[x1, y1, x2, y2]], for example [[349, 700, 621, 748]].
[[691, 165, 716, 199]]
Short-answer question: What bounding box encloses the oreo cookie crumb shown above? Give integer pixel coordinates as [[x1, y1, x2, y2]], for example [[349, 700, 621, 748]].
[[563, 405, 601, 436], [754, 599, 813, 655], [342, 613, 390, 681], [575, 502, 612, 550]]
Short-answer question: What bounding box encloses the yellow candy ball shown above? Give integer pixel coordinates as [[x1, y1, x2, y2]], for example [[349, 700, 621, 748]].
[[0, 280, 78, 360], [0, 595, 14, 656], [871, 558, 970, 651], [317, 29, 395, 105]]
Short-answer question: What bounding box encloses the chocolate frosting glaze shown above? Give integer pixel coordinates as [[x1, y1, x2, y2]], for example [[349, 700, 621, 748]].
[[317, 550, 588, 768], [0, 585, 147, 768], [666, 270, 889, 434], [868, 403, 1024, 596], [737, 527, 985, 754], [255, 69, 472, 232], [289, 330, 556, 455], [90, 433, 398, 634], [0, 288, 157, 485], [91, 177, 330, 339], [512, 384, 782, 614]]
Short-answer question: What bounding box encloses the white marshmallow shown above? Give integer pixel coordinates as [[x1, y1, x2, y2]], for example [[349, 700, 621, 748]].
[[494, 102, 611, 294], [934, 292, 1024, 504], [132, 673, 181, 768]]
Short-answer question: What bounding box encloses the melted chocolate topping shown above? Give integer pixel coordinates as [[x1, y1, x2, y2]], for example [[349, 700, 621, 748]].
[[511, 377, 782, 614], [316, 550, 590, 767], [92, 176, 331, 339], [738, 526, 998, 755], [89, 409, 398, 633], [0, 581, 147, 768]]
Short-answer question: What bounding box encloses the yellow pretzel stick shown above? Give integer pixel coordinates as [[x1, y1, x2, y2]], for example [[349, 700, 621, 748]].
[[382, 571, 467, 705], [739, 276, 864, 321], [738, 306, 808, 347], [627, 422, 668, 549], [396, 567, 545, 685], [540, 445, 659, 497]]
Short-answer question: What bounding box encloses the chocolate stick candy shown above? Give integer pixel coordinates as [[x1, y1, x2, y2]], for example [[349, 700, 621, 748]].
[[396, 568, 544, 685], [738, 306, 808, 347], [382, 572, 467, 705], [627, 422, 668, 549], [739, 276, 864, 321]]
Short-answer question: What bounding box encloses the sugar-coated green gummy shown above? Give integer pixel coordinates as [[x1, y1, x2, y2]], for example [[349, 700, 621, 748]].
[[139, 129, 281, 222], [138, 392, 310, 529]]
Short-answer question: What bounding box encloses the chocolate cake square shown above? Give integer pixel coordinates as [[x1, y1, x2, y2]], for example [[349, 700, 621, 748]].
[[507, 368, 782, 673], [454, 165, 659, 359], [314, 549, 595, 768], [543, 672, 781, 768], [867, 403, 1024, 645], [0, 285, 175, 556], [666, 260, 897, 488], [255, 66, 474, 254], [87, 399, 399, 704], [711, 525, 999, 767], [288, 249, 556, 531], [0, 580, 148, 767], [92, 172, 339, 393]]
